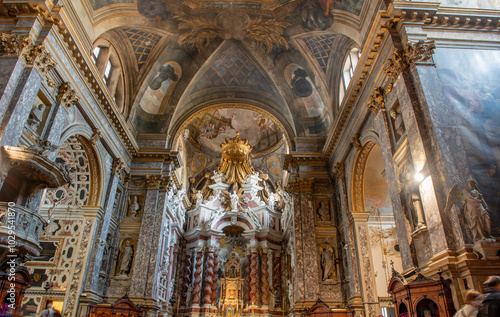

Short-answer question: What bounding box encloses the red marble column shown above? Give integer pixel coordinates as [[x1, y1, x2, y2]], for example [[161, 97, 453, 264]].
[[250, 247, 258, 305], [211, 251, 219, 304], [203, 248, 215, 305], [261, 249, 269, 306], [181, 251, 191, 305], [245, 251, 251, 306], [273, 252, 281, 292], [191, 249, 203, 305]]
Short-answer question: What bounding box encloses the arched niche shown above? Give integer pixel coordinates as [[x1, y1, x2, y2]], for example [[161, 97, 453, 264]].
[[43, 135, 101, 207], [352, 139, 404, 299], [139, 61, 182, 115]]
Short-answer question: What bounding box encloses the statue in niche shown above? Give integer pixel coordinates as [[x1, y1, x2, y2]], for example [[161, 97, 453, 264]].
[[128, 196, 141, 217], [445, 179, 495, 242], [390, 105, 406, 139], [117, 240, 134, 276], [27, 103, 46, 130], [100, 234, 113, 273], [320, 245, 335, 281], [399, 164, 426, 231], [316, 201, 330, 221], [149, 64, 178, 90]]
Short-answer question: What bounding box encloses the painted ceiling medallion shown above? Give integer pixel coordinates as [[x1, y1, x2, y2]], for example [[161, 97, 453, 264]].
[[176, 10, 290, 52]]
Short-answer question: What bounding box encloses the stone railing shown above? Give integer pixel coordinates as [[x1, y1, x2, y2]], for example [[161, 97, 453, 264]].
[[0, 202, 46, 259]]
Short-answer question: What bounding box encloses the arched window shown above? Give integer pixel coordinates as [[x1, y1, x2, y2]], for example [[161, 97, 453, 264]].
[[91, 39, 125, 113], [339, 47, 361, 105]]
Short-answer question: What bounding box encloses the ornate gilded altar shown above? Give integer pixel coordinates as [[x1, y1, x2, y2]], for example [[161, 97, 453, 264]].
[[219, 251, 245, 316]]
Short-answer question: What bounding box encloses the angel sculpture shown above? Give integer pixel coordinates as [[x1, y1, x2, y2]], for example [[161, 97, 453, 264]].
[[444, 179, 495, 242], [222, 183, 245, 212]]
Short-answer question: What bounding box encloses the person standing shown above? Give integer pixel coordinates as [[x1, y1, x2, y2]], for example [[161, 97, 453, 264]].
[[478, 276, 500, 317], [454, 290, 481, 317], [39, 303, 54, 317]]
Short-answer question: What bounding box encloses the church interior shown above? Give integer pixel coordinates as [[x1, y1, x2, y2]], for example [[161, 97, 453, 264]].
[[0, 0, 499, 316]]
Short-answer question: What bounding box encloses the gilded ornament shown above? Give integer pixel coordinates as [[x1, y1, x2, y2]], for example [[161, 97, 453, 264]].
[[333, 162, 344, 180], [217, 132, 255, 186], [367, 87, 385, 114], [0, 33, 30, 56], [175, 13, 290, 53], [57, 82, 79, 109]]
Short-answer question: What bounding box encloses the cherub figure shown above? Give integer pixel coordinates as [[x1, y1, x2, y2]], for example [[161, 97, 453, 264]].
[[445, 179, 495, 242]]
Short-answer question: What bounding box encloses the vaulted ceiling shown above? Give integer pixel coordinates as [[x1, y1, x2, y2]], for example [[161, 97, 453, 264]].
[[78, 0, 373, 157]]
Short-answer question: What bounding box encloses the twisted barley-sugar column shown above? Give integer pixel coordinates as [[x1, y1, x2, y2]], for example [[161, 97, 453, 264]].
[[203, 249, 215, 305], [211, 252, 219, 304], [191, 250, 203, 304], [250, 249, 258, 305], [245, 252, 251, 305], [181, 252, 191, 305]]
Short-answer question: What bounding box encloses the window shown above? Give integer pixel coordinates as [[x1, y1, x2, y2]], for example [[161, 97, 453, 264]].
[[91, 39, 125, 113], [339, 47, 361, 105], [92, 47, 100, 61], [104, 61, 112, 83]]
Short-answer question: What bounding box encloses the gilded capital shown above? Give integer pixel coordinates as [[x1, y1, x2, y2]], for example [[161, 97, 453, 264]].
[[0, 33, 31, 56], [57, 82, 79, 109], [145, 174, 162, 189], [367, 87, 385, 114]]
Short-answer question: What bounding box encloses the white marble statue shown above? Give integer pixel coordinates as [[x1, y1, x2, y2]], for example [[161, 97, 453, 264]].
[[128, 195, 141, 217], [117, 240, 134, 276]]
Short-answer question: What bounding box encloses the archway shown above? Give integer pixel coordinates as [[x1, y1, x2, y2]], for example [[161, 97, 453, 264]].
[[352, 140, 404, 314]]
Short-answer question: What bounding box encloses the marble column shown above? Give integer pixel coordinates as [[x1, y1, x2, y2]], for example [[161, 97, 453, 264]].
[[130, 175, 161, 298], [273, 251, 282, 309], [245, 251, 251, 306], [290, 179, 320, 304], [88, 160, 122, 292], [144, 180, 169, 299], [166, 245, 177, 302], [191, 248, 204, 305], [396, 65, 463, 253], [335, 171, 362, 308], [181, 251, 192, 305], [203, 247, 215, 305], [261, 248, 269, 306], [0, 67, 42, 148], [249, 247, 258, 306], [211, 250, 219, 304], [373, 112, 414, 269]]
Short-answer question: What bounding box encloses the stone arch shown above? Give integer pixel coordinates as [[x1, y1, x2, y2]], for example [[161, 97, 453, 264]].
[[44, 135, 101, 207]]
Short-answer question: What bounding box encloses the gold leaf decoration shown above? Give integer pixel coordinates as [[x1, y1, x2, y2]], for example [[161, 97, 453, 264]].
[[175, 14, 290, 53], [246, 17, 290, 53], [176, 15, 220, 51]]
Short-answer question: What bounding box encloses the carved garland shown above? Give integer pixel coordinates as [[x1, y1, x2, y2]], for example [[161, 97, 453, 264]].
[[352, 141, 376, 212]]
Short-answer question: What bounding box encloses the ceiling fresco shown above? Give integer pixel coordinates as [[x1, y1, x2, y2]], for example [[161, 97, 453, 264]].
[[302, 33, 337, 74], [186, 108, 283, 158]]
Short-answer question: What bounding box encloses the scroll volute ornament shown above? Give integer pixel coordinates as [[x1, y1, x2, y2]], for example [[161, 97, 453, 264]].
[[217, 132, 255, 186]]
